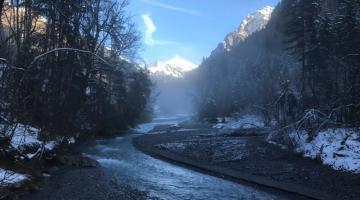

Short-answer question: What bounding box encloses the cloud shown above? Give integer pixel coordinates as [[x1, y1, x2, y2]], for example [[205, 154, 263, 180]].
[[140, 0, 201, 16], [142, 14, 156, 46], [141, 14, 176, 46]]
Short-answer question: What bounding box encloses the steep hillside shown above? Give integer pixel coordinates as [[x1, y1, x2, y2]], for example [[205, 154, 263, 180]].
[[194, 4, 296, 119], [194, 0, 360, 128], [214, 6, 274, 53]]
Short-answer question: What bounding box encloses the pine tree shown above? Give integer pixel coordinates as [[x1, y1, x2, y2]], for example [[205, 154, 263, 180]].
[[316, 13, 336, 108], [336, 0, 360, 122], [283, 0, 322, 109]]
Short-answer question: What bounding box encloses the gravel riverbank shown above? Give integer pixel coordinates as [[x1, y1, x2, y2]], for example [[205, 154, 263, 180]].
[[19, 166, 154, 200], [134, 124, 360, 200]]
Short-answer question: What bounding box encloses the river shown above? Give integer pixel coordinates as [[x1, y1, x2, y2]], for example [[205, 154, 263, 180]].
[[84, 115, 291, 200]]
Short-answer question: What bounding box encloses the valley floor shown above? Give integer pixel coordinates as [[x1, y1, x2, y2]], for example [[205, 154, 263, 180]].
[[10, 117, 360, 200], [134, 122, 360, 200]]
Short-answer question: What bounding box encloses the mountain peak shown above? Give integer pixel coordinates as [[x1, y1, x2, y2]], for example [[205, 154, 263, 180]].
[[148, 56, 198, 78], [258, 6, 274, 17], [216, 6, 274, 52]]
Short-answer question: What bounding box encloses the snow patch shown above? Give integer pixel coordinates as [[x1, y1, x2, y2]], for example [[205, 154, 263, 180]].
[[1, 123, 75, 159], [67, 137, 76, 144], [134, 122, 158, 134], [213, 115, 265, 129], [134, 115, 189, 133], [290, 129, 360, 173], [267, 140, 288, 150], [44, 141, 57, 151], [85, 87, 91, 96], [0, 168, 29, 186], [5, 124, 56, 151], [9, 124, 41, 149]]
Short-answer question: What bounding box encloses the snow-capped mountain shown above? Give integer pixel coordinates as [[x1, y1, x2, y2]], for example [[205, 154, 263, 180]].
[[216, 6, 274, 52], [148, 56, 198, 78]]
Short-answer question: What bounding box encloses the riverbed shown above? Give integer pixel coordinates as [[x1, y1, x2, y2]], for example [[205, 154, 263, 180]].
[[83, 116, 290, 200], [23, 116, 296, 200]]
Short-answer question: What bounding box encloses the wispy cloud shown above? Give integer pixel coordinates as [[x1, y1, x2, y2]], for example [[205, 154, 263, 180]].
[[140, 0, 201, 16], [141, 14, 176, 46]]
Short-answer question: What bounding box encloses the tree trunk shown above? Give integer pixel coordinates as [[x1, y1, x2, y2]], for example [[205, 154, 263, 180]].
[[0, 0, 5, 23]]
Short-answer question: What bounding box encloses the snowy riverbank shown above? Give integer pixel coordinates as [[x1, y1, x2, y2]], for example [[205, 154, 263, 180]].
[[211, 115, 360, 175], [134, 122, 360, 200], [0, 123, 76, 186], [289, 128, 360, 173], [0, 169, 28, 187]]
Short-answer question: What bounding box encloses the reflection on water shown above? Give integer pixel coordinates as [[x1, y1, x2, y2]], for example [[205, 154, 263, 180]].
[[85, 116, 287, 200]]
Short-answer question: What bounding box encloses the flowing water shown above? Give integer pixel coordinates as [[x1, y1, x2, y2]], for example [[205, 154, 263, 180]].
[[84, 116, 290, 200]]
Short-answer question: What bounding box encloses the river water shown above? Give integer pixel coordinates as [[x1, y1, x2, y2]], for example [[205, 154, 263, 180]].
[[84, 116, 289, 200]]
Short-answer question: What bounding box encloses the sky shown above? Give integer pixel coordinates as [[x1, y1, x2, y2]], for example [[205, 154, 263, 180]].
[[128, 0, 280, 64]]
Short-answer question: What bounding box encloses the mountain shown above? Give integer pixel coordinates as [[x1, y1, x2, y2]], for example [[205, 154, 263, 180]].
[[148, 56, 198, 78], [215, 6, 274, 53], [148, 56, 197, 115]]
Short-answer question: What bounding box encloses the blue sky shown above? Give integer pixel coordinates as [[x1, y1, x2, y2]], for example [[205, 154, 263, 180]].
[[128, 0, 280, 64]]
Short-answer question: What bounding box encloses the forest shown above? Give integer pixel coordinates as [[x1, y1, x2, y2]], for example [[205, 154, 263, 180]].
[[194, 0, 360, 134], [0, 0, 152, 138]]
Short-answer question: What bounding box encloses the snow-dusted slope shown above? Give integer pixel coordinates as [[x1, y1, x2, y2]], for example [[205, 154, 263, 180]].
[[217, 6, 274, 52], [148, 56, 198, 78]]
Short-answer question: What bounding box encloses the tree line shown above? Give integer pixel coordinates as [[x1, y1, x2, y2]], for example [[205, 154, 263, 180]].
[[0, 0, 152, 137], [194, 0, 360, 132]]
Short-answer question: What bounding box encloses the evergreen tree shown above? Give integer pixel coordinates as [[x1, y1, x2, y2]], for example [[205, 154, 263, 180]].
[[316, 13, 335, 109], [284, 0, 322, 108], [336, 0, 360, 122]]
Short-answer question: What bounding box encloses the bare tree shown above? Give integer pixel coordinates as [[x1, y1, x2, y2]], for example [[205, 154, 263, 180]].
[[0, 0, 151, 137]]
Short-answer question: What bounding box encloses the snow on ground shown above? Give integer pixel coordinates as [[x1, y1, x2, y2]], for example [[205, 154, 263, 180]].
[[1, 123, 76, 159], [134, 122, 160, 134], [290, 129, 360, 173], [134, 115, 190, 133], [5, 124, 56, 151], [9, 124, 44, 149], [0, 168, 28, 186], [68, 137, 76, 144], [213, 115, 265, 129]]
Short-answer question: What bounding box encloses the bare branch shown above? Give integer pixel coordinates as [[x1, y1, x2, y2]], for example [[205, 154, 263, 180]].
[[30, 48, 113, 69]]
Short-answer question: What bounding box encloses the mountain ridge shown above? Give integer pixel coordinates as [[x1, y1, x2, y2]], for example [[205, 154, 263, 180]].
[[213, 6, 274, 54], [148, 56, 198, 78]]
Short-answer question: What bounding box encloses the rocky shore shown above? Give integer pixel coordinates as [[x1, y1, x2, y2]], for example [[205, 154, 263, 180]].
[[1, 140, 155, 200], [133, 123, 360, 200], [19, 167, 152, 200]]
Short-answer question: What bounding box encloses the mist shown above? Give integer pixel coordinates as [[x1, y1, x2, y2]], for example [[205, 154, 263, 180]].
[[152, 74, 195, 117]]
